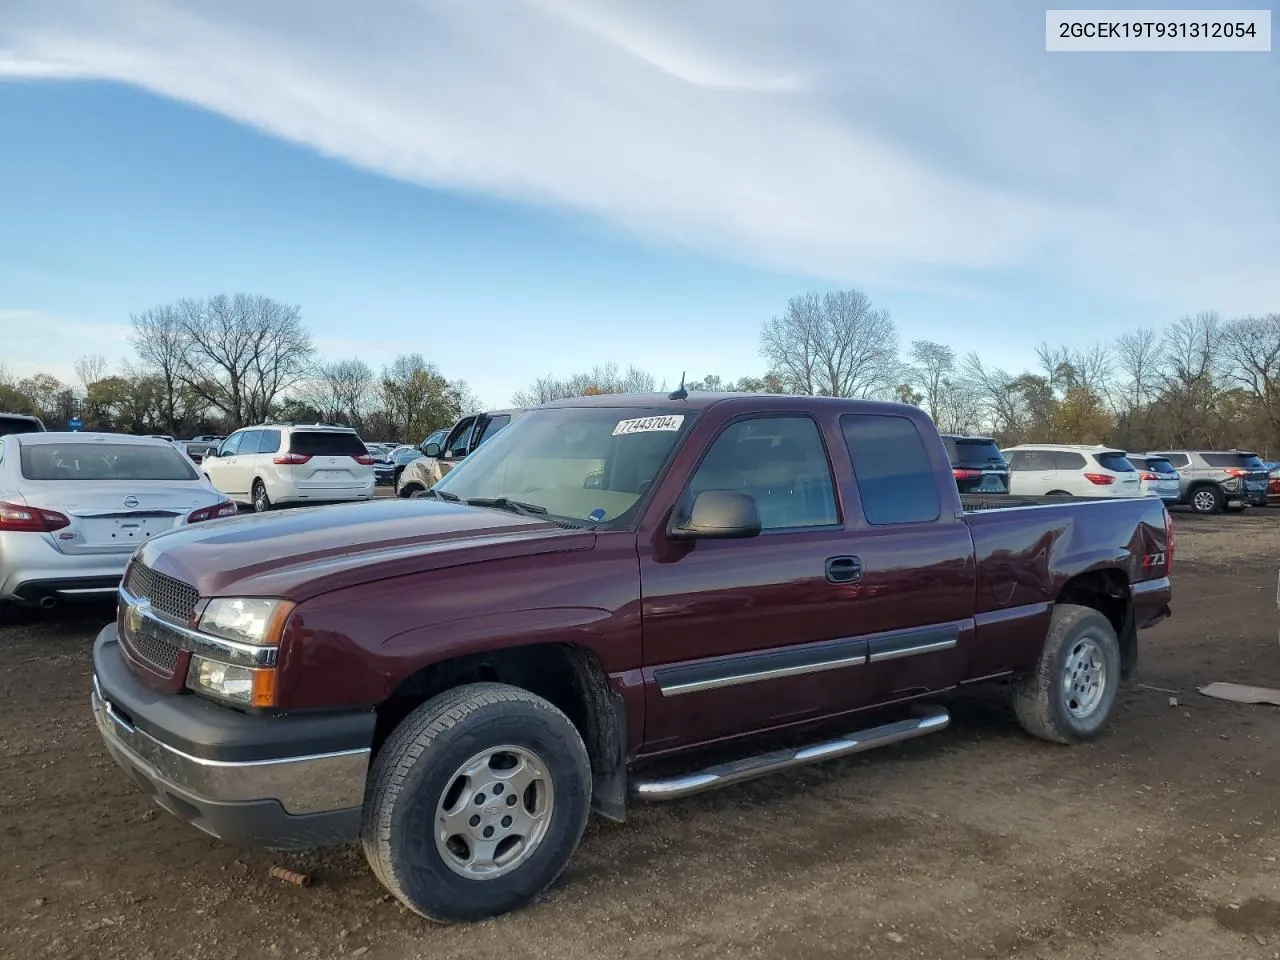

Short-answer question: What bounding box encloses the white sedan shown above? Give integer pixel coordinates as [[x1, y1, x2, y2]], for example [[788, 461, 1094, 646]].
[[0, 432, 236, 619]]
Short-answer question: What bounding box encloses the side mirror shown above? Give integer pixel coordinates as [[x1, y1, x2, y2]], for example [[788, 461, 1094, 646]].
[[423, 441, 441, 457], [669, 490, 761, 540]]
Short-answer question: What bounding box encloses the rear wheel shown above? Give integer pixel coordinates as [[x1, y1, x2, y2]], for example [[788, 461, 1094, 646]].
[[361, 683, 591, 923], [1047, 490, 1072, 497], [1189, 485, 1222, 514], [252, 480, 273, 513], [1012, 603, 1121, 745], [398, 482, 424, 499]]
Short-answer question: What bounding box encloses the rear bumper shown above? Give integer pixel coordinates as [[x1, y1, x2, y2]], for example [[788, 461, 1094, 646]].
[[1131, 576, 1172, 629], [92, 625, 373, 850], [0, 532, 130, 603]]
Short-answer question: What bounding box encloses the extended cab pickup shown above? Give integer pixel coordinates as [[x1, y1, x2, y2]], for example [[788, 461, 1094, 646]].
[[91, 394, 1172, 922]]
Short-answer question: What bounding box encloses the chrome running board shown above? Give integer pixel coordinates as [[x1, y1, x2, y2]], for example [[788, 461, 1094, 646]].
[[630, 707, 950, 802]]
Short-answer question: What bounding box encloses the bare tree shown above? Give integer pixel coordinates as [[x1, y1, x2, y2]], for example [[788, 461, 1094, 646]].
[[174, 294, 314, 426], [761, 289, 899, 398], [74, 354, 108, 393], [304, 358, 375, 427], [960, 354, 1022, 440], [130, 305, 188, 433], [1114, 328, 1163, 412], [1156, 312, 1226, 447], [1224, 313, 1280, 446], [511, 362, 657, 406], [906, 340, 956, 424]]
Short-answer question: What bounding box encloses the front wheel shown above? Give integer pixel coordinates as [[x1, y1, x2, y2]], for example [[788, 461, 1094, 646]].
[[398, 482, 424, 499], [1012, 603, 1121, 745], [252, 480, 273, 513], [1190, 485, 1223, 514], [361, 683, 591, 923]]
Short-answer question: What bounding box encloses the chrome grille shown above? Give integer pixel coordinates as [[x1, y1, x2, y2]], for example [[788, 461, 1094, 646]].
[[124, 563, 199, 623], [122, 619, 182, 675]]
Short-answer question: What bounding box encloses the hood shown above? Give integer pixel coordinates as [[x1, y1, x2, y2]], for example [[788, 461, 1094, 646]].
[[137, 499, 594, 601]]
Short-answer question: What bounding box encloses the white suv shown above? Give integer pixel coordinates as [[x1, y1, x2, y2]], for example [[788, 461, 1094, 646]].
[[1002, 444, 1143, 498], [203, 423, 375, 512]]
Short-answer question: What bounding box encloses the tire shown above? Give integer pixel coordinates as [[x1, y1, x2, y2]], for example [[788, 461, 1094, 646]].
[[1046, 490, 1072, 497], [361, 682, 592, 923], [0, 600, 13, 626], [393, 467, 405, 488], [398, 482, 424, 499], [252, 480, 272, 513], [1189, 485, 1222, 514], [1012, 603, 1121, 745]]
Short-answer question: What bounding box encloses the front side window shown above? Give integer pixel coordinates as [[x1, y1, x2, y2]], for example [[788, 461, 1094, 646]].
[[841, 414, 939, 525], [1161, 453, 1190, 468], [218, 432, 244, 457], [474, 415, 512, 449], [20, 442, 199, 481], [434, 407, 695, 527], [444, 418, 478, 458], [688, 416, 838, 530]]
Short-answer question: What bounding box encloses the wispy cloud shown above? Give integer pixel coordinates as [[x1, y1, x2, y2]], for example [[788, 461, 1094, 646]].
[[1, 0, 1276, 312]]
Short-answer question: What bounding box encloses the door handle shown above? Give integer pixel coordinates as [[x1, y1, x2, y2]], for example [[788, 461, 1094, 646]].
[[825, 555, 862, 584]]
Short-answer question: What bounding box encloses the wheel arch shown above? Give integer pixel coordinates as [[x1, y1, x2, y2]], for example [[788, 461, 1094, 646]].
[[372, 643, 629, 822], [1056, 568, 1135, 676]]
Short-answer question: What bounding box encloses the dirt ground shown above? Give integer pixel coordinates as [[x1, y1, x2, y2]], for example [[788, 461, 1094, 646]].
[[2, 510, 1278, 960]]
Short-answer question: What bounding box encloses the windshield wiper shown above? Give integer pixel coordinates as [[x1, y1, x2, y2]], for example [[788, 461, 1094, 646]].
[[419, 488, 460, 502], [464, 496, 548, 518]]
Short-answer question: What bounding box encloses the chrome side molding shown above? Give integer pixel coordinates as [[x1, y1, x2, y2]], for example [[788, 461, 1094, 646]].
[[630, 707, 950, 802]]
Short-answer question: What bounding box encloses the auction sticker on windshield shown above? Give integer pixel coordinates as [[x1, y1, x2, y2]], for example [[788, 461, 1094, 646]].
[[613, 415, 684, 436]]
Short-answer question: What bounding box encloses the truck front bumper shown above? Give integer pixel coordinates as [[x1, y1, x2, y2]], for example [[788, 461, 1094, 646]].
[[92, 624, 374, 850]]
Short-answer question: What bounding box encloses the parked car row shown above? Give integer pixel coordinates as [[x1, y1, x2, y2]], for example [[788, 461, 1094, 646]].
[[939, 435, 1272, 514]]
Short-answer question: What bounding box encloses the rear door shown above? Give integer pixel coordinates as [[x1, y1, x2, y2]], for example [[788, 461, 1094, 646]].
[[836, 413, 977, 705], [287, 430, 370, 490]]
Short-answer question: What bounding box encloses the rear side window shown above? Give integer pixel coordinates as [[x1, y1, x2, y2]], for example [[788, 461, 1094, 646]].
[[841, 415, 940, 525], [1053, 451, 1087, 470], [944, 437, 1005, 468], [238, 430, 263, 454], [1093, 452, 1134, 472], [20, 442, 198, 481], [1201, 452, 1263, 469], [0, 415, 44, 435], [256, 430, 282, 455], [288, 431, 367, 457]]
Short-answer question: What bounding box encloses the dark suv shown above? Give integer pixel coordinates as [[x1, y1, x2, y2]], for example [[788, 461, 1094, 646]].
[[941, 434, 1010, 493], [1149, 449, 1269, 513]]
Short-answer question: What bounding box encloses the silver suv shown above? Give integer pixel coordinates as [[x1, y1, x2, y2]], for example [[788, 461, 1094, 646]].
[[1148, 449, 1269, 514]]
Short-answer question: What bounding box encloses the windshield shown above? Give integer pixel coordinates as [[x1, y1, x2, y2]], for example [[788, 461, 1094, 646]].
[[433, 406, 695, 526], [20, 442, 199, 481]]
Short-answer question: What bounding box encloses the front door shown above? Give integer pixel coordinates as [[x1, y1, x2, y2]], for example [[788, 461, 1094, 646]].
[[638, 413, 874, 753], [205, 431, 246, 497]]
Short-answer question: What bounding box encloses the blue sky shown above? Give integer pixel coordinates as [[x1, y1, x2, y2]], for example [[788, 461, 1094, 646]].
[[1, 1, 1277, 408]]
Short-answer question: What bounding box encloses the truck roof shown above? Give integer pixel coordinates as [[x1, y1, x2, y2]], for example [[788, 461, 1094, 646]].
[[539, 391, 920, 416]]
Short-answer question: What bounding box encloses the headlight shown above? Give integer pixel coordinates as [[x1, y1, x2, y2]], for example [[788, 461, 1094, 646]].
[[198, 598, 293, 645], [187, 655, 277, 708]]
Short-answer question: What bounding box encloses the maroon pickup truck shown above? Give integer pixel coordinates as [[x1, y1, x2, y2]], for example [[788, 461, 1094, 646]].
[[91, 393, 1172, 922]]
